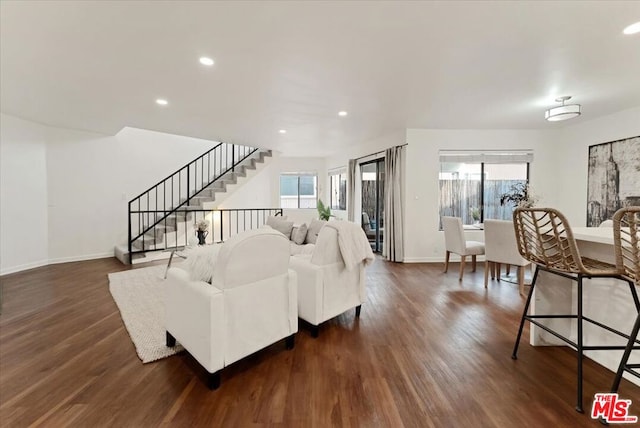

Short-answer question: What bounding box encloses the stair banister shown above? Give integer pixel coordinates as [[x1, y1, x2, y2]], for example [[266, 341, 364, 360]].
[[127, 142, 265, 262]]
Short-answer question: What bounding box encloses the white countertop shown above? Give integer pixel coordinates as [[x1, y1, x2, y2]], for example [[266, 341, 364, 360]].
[[571, 227, 614, 245], [531, 225, 639, 386]]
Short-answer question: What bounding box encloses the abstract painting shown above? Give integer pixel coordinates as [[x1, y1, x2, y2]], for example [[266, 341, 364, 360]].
[[587, 136, 640, 226]]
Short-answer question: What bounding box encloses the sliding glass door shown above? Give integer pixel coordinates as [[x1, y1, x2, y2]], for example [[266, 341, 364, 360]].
[[361, 159, 385, 253]]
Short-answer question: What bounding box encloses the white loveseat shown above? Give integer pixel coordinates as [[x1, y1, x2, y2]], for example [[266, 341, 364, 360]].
[[289, 221, 374, 337], [265, 215, 326, 256], [165, 228, 298, 389]]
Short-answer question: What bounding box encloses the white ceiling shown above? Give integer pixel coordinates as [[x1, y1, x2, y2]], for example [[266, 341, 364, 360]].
[[1, 1, 639, 156]]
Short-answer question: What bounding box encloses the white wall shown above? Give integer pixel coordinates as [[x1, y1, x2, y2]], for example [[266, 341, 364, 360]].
[[45, 128, 120, 263], [1, 114, 221, 273], [402, 110, 640, 262], [325, 130, 407, 221], [45, 126, 216, 262], [403, 129, 559, 262], [4, 106, 636, 273], [219, 155, 327, 225], [553, 107, 640, 226], [0, 114, 49, 274], [323, 128, 560, 262]]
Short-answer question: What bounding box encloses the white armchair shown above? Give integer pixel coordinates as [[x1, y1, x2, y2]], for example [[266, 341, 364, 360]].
[[165, 228, 298, 389], [289, 222, 372, 337], [483, 219, 530, 295]]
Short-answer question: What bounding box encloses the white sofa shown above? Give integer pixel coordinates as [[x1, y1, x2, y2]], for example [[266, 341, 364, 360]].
[[165, 228, 298, 389], [289, 222, 373, 337], [265, 215, 325, 256]]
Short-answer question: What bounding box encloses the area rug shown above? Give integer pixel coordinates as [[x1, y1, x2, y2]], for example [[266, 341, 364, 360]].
[[108, 264, 184, 363]]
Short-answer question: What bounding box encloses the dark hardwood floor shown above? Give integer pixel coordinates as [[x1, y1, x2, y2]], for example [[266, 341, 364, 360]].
[[1, 258, 639, 427]]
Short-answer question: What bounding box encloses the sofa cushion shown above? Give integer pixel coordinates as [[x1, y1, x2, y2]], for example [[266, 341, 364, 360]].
[[266, 215, 287, 223], [290, 242, 315, 256], [183, 244, 222, 283], [266, 216, 294, 239], [291, 223, 308, 245], [305, 219, 327, 244]]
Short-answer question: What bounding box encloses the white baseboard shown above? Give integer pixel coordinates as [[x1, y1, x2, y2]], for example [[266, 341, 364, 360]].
[[1, 253, 113, 276], [403, 255, 487, 263], [48, 252, 114, 265], [0, 259, 49, 276], [403, 257, 442, 263]]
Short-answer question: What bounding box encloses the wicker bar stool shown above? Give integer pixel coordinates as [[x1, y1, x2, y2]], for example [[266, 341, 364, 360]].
[[610, 207, 640, 395], [511, 207, 640, 413]]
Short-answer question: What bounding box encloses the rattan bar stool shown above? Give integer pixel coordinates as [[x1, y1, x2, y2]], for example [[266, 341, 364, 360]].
[[610, 207, 640, 396], [511, 207, 640, 413]]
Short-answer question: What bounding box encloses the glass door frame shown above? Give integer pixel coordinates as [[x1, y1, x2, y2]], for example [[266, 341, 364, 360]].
[[360, 158, 385, 253]]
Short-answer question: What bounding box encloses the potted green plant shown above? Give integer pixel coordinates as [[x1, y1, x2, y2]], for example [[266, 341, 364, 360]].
[[317, 199, 332, 221], [470, 207, 481, 223]]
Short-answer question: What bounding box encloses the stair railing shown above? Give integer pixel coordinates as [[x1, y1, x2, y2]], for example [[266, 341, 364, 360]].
[[128, 208, 284, 261], [128, 143, 259, 260]]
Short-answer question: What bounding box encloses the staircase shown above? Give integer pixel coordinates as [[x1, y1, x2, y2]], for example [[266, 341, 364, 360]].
[[115, 143, 276, 264]]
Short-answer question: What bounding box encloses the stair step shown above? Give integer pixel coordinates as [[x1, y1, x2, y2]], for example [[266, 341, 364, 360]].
[[232, 165, 247, 177], [207, 183, 227, 191], [190, 196, 215, 204], [147, 223, 182, 236], [172, 211, 193, 221], [127, 146, 273, 261], [114, 244, 148, 265], [132, 236, 156, 251]]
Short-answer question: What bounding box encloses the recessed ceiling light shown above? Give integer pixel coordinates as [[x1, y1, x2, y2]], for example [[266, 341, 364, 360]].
[[156, 99, 168, 106], [338, 111, 348, 117], [623, 22, 640, 35], [279, 129, 287, 134], [199, 57, 215, 66]]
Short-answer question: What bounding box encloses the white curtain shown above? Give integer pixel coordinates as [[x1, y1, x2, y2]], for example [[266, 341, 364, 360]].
[[347, 159, 357, 222], [383, 146, 405, 262]]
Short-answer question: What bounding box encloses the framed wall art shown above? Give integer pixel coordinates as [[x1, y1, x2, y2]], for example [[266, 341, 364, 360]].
[[587, 135, 640, 226]]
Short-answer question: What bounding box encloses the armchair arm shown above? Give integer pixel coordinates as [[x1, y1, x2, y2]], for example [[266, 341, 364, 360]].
[[165, 267, 224, 373], [289, 256, 323, 325], [290, 257, 366, 325]]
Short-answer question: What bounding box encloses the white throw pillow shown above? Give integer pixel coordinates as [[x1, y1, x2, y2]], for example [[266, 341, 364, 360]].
[[290, 242, 315, 256], [183, 245, 221, 283], [291, 223, 308, 245], [266, 215, 287, 226], [266, 216, 294, 239], [305, 219, 327, 244]]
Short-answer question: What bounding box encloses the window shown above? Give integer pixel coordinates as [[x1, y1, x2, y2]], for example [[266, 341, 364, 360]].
[[329, 172, 347, 210], [439, 151, 532, 226], [280, 174, 317, 209]]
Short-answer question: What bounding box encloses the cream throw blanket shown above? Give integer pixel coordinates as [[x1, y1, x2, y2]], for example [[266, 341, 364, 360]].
[[324, 221, 375, 270]]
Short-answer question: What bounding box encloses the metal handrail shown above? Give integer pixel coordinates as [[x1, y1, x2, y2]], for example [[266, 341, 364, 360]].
[[128, 208, 283, 261], [127, 143, 261, 262]]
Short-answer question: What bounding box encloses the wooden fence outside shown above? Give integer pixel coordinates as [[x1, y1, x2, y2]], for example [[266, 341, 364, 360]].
[[439, 179, 525, 225]]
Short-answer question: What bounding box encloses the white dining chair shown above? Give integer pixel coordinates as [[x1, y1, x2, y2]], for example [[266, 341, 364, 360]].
[[442, 216, 485, 281], [483, 219, 531, 295]]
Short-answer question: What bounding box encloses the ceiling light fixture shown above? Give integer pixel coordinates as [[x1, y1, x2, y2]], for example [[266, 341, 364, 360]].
[[156, 98, 168, 106], [545, 96, 581, 122], [338, 111, 348, 117], [199, 57, 215, 66], [279, 129, 287, 134]]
